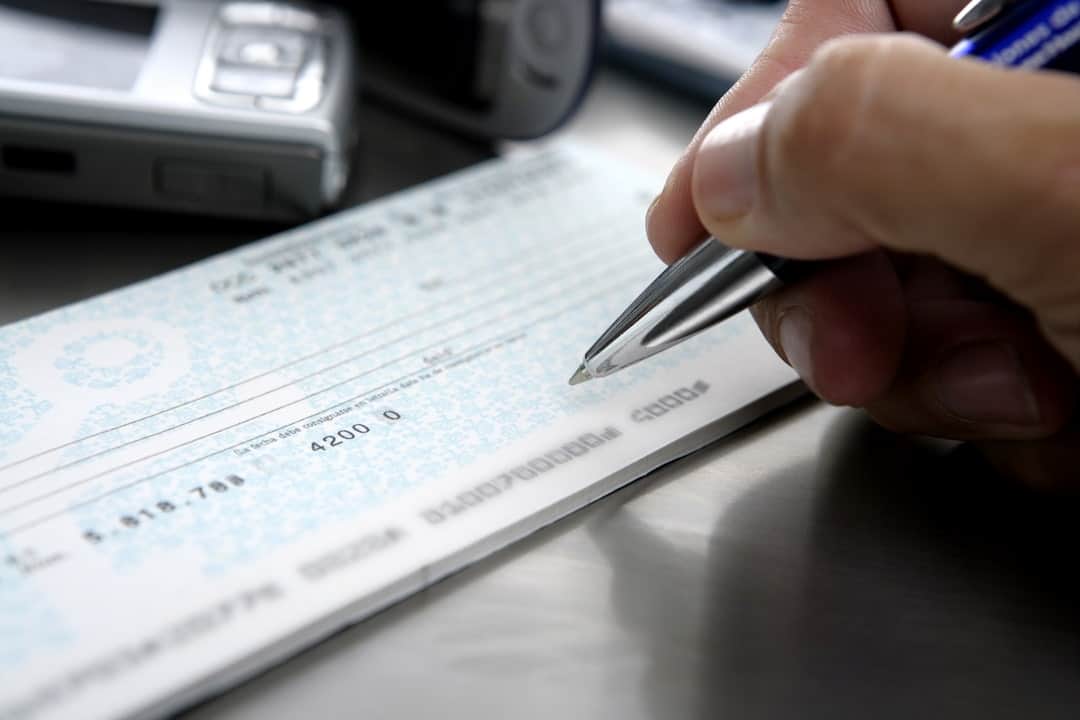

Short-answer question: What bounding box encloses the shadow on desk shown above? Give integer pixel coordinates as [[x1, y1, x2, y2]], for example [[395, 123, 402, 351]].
[[594, 413, 1080, 720]]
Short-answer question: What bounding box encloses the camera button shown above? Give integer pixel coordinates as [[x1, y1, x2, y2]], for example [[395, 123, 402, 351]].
[[219, 28, 309, 69], [211, 65, 297, 98], [239, 41, 285, 66]]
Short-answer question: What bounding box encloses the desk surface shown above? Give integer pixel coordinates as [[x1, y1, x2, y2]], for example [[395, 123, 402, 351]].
[[7, 69, 1080, 720]]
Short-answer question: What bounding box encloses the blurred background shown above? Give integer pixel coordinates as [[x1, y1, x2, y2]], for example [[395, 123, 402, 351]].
[[10, 6, 1080, 720], [0, 0, 788, 324]]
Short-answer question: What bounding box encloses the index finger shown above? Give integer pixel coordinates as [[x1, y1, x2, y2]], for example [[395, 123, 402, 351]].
[[645, 0, 967, 263]]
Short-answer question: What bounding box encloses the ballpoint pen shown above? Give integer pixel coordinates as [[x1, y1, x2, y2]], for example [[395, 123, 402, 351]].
[[569, 0, 1080, 385]]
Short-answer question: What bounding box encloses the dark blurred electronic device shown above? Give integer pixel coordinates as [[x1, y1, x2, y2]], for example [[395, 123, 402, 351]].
[[605, 0, 787, 98], [351, 1, 599, 140], [0, 0, 600, 220]]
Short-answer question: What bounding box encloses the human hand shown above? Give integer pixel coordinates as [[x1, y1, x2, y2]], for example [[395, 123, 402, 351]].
[[646, 1, 1079, 486]]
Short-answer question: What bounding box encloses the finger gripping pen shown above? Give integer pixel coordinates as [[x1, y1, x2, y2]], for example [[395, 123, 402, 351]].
[[571, 0, 1080, 384]]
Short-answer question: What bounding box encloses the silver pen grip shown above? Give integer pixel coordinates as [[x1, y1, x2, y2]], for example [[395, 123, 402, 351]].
[[578, 238, 790, 380]]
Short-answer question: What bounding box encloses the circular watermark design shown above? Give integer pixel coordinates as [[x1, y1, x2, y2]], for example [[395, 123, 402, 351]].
[[54, 329, 165, 389]]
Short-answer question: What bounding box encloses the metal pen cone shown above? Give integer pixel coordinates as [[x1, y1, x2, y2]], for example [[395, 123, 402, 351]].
[[572, 240, 787, 380], [568, 364, 593, 386]]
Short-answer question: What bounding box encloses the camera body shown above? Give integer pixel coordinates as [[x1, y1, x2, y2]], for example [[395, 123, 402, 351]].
[[0, 0, 599, 220], [0, 1, 356, 220]]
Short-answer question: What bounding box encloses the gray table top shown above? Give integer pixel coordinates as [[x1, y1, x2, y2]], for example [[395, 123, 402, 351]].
[[5, 69, 1079, 720]]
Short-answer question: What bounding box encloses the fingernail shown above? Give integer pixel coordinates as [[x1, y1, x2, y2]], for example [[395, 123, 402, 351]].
[[645, 192, 661, 227], [693, 102, 769, 220], [935, 342, 1041, 426], [645, 162, 679, 245], [778, 308, 815, 391]]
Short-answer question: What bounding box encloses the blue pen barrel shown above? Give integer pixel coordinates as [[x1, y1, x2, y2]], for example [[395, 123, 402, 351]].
[[950, 0, 1080, 71]]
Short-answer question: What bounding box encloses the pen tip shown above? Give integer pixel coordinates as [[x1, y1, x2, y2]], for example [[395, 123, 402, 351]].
[[568, 364, 592, 386]]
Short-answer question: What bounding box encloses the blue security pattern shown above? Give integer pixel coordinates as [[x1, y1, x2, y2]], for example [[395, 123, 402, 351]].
[[0, 146, 753, 671]]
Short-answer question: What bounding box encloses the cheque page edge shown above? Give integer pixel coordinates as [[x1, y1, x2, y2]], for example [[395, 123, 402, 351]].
[[135, 380, 805, 720]]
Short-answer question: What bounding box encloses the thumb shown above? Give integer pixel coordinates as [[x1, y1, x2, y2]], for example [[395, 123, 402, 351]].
[[689, 33, 1080, 371]]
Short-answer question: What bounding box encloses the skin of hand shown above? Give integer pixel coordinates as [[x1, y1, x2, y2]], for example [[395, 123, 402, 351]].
[[646, 0, 1080, 487]]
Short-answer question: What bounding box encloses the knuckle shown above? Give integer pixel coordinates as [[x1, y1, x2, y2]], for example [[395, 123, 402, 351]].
[[1012, 160, 1080, 347], [765, 36, 912, 186], [767, 39, 870, 169], [761, 34, 933, 234]]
